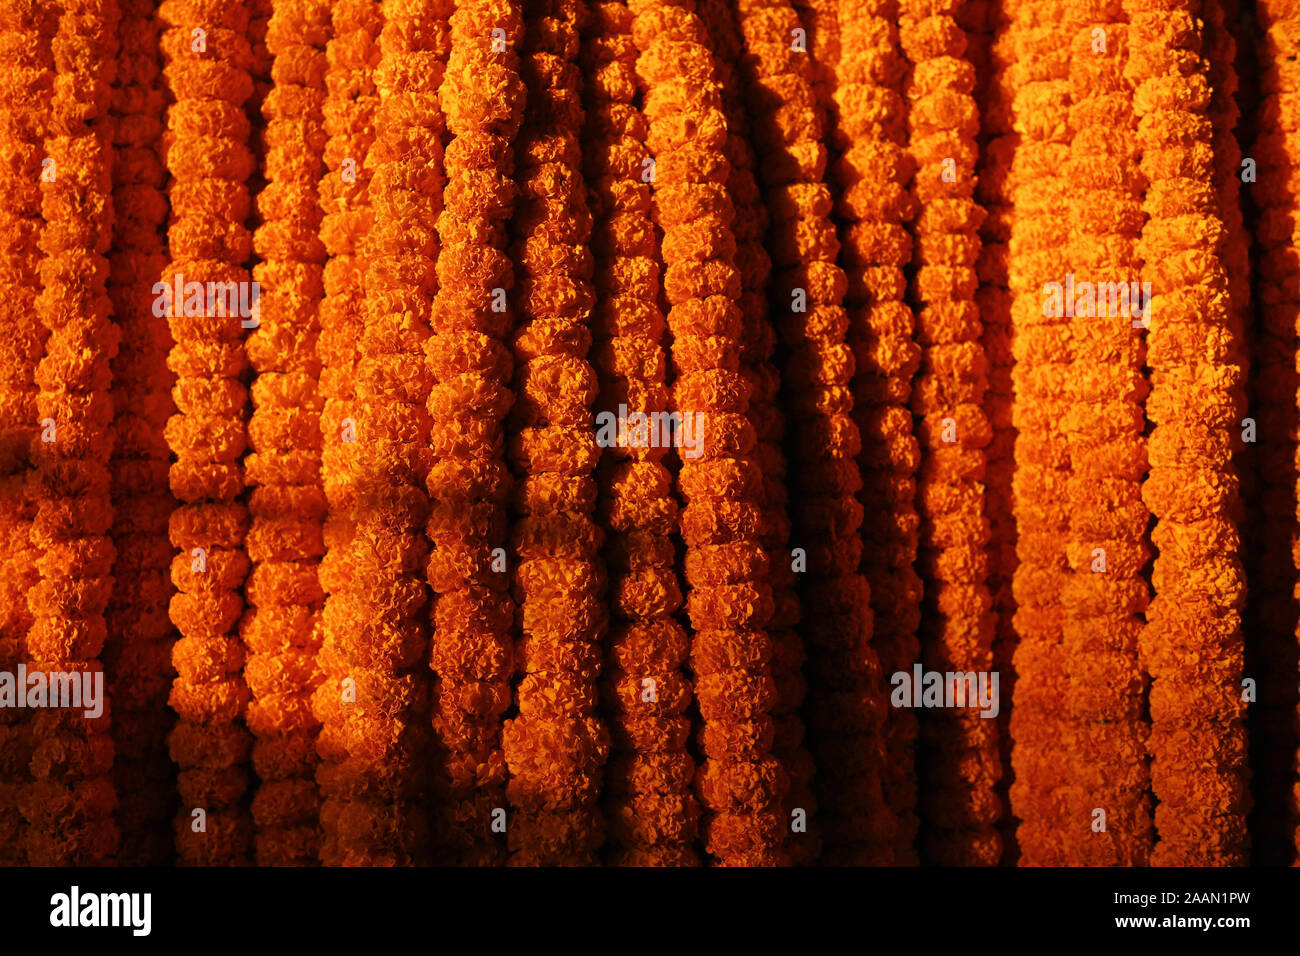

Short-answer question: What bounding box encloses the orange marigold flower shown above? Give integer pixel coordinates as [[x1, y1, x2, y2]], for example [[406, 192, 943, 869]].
[[1127, 0, 1248, 867], [241, 0, 330, 866], [426, 0, 524, 865], [19, 0, 121, 867], [630, 0, 786, 866], [159, 0, 256, 866]]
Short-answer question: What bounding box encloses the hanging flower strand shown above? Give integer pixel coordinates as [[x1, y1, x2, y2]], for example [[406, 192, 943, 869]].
[[159, 0, 258, 866], [978, 0, 1017, 865], [312, 0, 382, 868], [318, 0, 453, 865], [789, 0, 838, 111], [630, 0, 788, 866], [106, 0, 176, 866], [1005, 0, 1081, 867], [425, 0, 525, 865], [1126, 0, 1249, 867], [242, 0, 331, 866], [581, 0, 700, 867], [501, 0, 611, 867], [826, 0, 916, 865], [700, 0, 819, 865], [898, 0, 1000, 866], [21, 0, 122, 866], [0, 0, 54, 866], [1251, 0, 1300, 864], [1059, 9, 1152, 866]]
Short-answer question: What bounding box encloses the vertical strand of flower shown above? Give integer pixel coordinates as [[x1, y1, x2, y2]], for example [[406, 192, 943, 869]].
[[789, 0, 837, 111], [1206, 18, 1255, 823], [898, 0, 1000, 866], [249, 0, 274, 137], [159, 0, 256, 865], [425, 0, 525, 865], [698, 0, 817, 866], [312, 0, 382, 868], [1250, 0, 1300, 864], [734, 0, 873, 868], [1059, 8, 1153, 866], [1127, 0, 1250, 866], [1204, 4, 1251, 411], [245, 0, 274, 218], [1004, 0, 1078, 866], [823, 0, 918, 865], [242, 0, 330, 866], [320, 0, 454, 866], [0, 0, 53, 866], [105, 0, 176, 866], [978, 0, 1018, 865], [580, 0, 699, 866], [629, 0, 787, 865], [500, 0, 610, 867], [20, 0, 121, 866]]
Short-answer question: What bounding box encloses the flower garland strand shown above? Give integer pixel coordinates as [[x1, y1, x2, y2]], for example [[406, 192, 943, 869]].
[[0, 0, 54, 866], [19, 0, 121, 866], [1204, 3, 1250, 391], [899, 0, 1000, 866], [789, 0, 838, 112], [242, 0, 330, 866], [978, 0, 1018, 865], [425, 0, 525, 865], [1004, 0, 1080, 866], [630, 0, 788, 865], [244, 0, 274, 218], [826, 0, 919, 865], [501, 0, 611, 867], [580, 0, 699, 867], [1126, 0, 1249, 866], [159, 0, 257, 865], [1059, 9, 1152, 866], [318, 0, 454, 866], [312, 0, 382, 867], [249, 0, 274, 143], [735, 0, 887, 868], [700, 0, 818, 866], [1250, 0, 1300, 864], [105, 0, 176, 866]]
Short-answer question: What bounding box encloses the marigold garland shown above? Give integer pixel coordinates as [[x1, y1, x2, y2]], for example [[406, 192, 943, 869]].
[[105, 0, 176, 866], [1251, 0, 1300, 864], [500, 0, 611, 867], [899, 0, 1000, 867], [581, 0, 699, 867], [242, 0, 330, 866], [977, 0, 1017, 865], [630, 0, 787, 866], [18, 0, 121, 867], [1005, 0, 1080, 867], [312, 0, 383, 868], [159, 0, 257, 866], [425, 0, 524, 865], [790, 0, 837, 108], [1205, 3, 1250, 383], [1059, 8, 1152, 866], [317, 0, 452, 866], [824, 0, 915, 865], [0, 0, 54, 867], [735, 0, 886, 868], [249, 0, 274, 135], [1126, 0, 1249, 866], [702, 0, 819, 867]]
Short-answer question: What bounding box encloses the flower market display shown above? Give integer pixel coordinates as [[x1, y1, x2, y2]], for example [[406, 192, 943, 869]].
[[0, 0, 1297, 868]]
